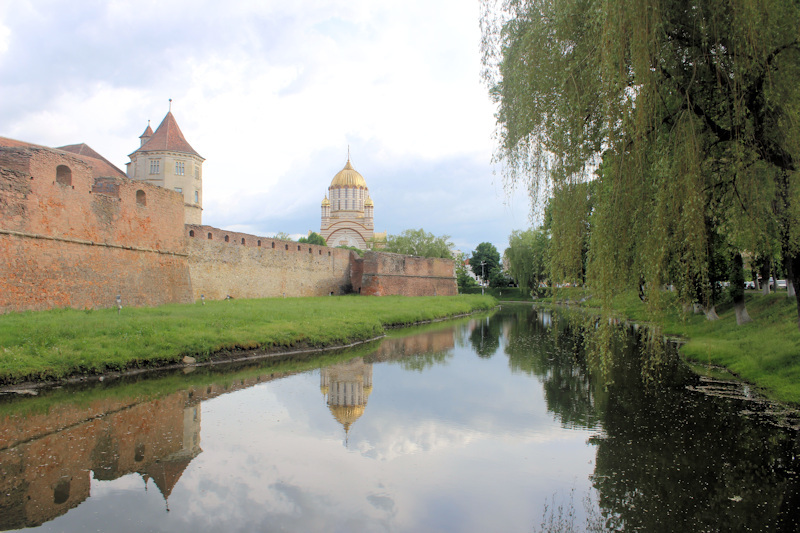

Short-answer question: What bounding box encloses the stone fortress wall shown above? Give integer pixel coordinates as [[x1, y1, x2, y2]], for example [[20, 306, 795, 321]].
[[0, 145, 193, 313], [1, 142, 457, 313], [355, 251, 458, 297], [185, 225, 358, 300]]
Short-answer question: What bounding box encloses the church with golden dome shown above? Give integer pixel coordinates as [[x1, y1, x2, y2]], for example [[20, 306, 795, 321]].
[[320, 153, 385, 250]]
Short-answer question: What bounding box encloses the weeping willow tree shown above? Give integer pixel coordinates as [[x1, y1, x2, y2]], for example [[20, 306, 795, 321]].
[[482, 0, 800, 327]]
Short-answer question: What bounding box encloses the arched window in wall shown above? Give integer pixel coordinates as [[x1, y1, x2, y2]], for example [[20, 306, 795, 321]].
[[56, 165, 72, 186], [136, 190, 146, 206]]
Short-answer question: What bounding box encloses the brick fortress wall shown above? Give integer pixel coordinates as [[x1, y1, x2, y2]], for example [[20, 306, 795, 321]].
[[185, 225, 358, 299], [1, 145, 457, 313], [0, 146, 192, 313], [354, 251, 457, 297]]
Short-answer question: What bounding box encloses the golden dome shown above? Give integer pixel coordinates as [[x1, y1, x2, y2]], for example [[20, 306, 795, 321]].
[[364, 196, 373, 207], [321, 196, 330, 207], [329, 404, 366, 431], [330, 159, 367, 189]]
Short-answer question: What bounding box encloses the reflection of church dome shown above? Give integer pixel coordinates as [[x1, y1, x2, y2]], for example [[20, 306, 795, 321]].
[[320, 358, 373, 438], [328, 404, 366, 431], [330, 159, 367, 189]]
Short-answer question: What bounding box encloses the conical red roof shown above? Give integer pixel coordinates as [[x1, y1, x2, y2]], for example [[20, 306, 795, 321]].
[[130, 112, 202, 159]]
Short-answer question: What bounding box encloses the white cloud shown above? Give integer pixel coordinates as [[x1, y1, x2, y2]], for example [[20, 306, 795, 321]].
[[0, 0, 531, 252]]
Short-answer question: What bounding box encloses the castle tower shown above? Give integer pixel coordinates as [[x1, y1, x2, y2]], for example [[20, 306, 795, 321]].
[[320, 154, 377, 250], [127, 108, 204, 224]]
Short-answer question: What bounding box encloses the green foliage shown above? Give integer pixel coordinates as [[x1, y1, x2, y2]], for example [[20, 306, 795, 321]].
[[470, 242, 501, 284], [505, 228, 550, 296], [482, 0, 800, 327], [384, 228, 453, 258], [0, 295, 496, 385], [298, 232, 326, 246], [336, 245, 364, 256], [273, 232, 292, 240]]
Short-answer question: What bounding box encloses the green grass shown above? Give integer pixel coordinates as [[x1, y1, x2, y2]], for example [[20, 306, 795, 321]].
[[0, 295, 496, 385], [579, 291, 800, 404]]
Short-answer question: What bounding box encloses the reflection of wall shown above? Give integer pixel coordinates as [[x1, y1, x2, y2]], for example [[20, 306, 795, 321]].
[[0, 394, 200, 530], [371, 328, 455, 362], [0, 369, 298, 531], [320, 358, 373, 434]]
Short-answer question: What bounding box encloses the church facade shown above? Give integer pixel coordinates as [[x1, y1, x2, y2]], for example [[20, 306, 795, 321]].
[[127, 110, 204, 224], [320, 156, 385, 250]]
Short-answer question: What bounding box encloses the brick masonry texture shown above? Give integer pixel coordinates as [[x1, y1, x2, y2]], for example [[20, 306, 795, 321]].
[[1, 144, 457, 313], [0, 146, 192, 312], [358, 251, 458, 296], [186, 225, 357, 299]]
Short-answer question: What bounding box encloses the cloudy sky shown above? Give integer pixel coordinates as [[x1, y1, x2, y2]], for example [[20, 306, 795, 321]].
[[0, 0, 532, 254]]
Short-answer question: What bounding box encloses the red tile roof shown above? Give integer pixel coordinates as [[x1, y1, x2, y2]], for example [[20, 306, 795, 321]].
[[130, 112, 202, 159], [57, 143, 127, 179], [140, 123, 153, 138]]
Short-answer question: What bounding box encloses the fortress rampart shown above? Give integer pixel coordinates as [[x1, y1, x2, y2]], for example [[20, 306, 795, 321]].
[[355, 251, 458, 296], [185, 224, 357, 299], [0, 143, 457, 314], [0, 146, 192, 313]]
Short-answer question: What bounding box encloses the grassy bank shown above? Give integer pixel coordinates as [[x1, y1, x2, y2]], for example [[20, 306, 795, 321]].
[[571, 291, 800, 404], [0, 295, 496, 385]]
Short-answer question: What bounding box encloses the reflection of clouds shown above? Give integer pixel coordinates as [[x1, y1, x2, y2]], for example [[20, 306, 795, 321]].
[[353, 416, 583, 462]]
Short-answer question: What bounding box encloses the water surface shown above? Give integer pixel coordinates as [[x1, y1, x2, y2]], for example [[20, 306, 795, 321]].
[[1, 305, 797, 532]]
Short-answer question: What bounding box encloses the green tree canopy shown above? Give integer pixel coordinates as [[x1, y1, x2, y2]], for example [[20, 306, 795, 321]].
[[482, 0, 800, 326], [505, 228, 550, 296], [298, 232, 326, 246], [470, 242, 501, 284], [384, 228, 453, 258]]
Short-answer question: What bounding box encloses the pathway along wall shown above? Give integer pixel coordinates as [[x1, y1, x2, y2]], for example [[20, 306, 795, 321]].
[[0, 146, 192, 313]]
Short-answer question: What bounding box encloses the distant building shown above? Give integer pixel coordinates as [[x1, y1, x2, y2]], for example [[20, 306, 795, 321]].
[[320, 154, 385, 250], [127, 109, 204, 224]]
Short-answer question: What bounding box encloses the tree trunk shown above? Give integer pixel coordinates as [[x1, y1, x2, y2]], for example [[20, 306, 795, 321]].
[[734, 301, 752, 325], [760, 258, 771, 296], [704, 305, 720, 321], [793, 254, 800, 331], [785, 256, 796, 298], [731, 253, 752, 325]]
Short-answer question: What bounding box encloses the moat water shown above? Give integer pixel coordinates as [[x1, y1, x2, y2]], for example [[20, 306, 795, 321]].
[[1, 305, 798, 532]]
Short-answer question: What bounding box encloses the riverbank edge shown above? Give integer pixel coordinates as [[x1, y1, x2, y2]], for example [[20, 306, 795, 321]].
[[525, 291, 800, 407], [0, 296, 497, 394]]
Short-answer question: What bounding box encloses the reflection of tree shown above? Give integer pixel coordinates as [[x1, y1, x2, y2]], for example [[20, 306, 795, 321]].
[[589, 330, 800, 531], [396, 350, 451, 372], [503, 306, 604, 429], [469, 315, 503, 358]]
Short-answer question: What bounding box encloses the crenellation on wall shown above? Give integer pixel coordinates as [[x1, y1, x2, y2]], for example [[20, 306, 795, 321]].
[[186, 224, 357, 300]]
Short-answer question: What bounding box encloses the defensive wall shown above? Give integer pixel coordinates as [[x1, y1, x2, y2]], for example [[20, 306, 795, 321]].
[[185, 224, 358, 299], [354, 251, 458, 296], [0, 141, 457, 314], [0, 145, 192, 313]]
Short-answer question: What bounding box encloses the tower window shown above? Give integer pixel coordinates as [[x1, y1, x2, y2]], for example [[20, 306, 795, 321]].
[[176, 161, 185, 175], [195, 166, 200, 178], [174, 187, 183, 194], [149, 160, 160, 174], [195, 190, 199, 203]]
